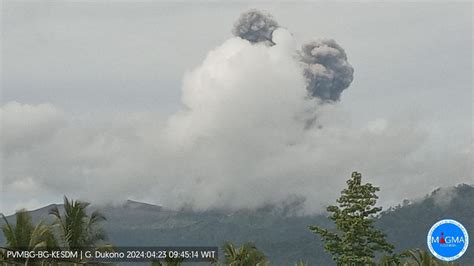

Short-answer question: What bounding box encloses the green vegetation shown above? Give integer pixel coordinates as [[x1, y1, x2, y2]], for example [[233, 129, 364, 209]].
[[1, 197, 109, 265], [307, 172, 460, 266], [220, 242, 269, 265], [400, 249, 457, 266], [49, 196, 109, 251], [310, 171, 395, 265], [1, 210, 57, 264], [1, 210, 57, 251], [0, 174, 470, 265]]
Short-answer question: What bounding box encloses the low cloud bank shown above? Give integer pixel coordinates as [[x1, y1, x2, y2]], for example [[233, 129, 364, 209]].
[[1, 10, 471, 215]]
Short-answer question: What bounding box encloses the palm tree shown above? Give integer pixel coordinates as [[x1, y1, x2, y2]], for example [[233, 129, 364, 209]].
[[222, 242, 269, 266], [2, 210, 32, 249], [1, 210, 57, 250], [401, 249, 457, 266], [49, 196, 108, 250], [1, 210, 57, 265]]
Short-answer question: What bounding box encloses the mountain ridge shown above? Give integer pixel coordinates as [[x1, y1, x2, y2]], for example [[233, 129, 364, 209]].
[[1, 184, 473, 265]]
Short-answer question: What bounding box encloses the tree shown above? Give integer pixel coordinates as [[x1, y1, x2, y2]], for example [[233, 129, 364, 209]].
[[1, 210, 57, 250], [310, 171, 394, 265], [376, 254, 401, 266], [49, 196, 108, 250], [220, 242, 269, 266], [1, 210, 57, 264], [401, 249, 456, 266]]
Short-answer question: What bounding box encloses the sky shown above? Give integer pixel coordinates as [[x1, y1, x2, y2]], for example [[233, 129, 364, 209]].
[[1, 1, 472, 215]]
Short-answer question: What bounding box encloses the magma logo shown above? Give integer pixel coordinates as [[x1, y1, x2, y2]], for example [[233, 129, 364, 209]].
[[427, 219, 469, 261]]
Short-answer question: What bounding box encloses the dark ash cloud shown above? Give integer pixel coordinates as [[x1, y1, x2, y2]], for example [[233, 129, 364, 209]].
[[232, 9, 279, 45], [300, 39, 354, 102], [232, 10, 353, 102]]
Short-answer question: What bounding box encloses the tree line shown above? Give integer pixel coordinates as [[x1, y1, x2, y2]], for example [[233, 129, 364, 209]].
[[0, 172, 460, 265]]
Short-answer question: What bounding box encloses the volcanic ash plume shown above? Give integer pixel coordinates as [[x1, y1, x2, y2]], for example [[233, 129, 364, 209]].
[[232, 9, 279, 45], [300, 39, 354, 102], [233, 10, 354, 102], [3, 9, 382, 215]]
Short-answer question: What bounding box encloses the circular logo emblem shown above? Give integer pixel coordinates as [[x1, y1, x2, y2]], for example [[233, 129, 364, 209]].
[[427, 219, 469, 261]]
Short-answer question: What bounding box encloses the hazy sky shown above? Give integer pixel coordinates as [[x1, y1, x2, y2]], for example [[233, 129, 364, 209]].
[[1, 1, 472, 215]]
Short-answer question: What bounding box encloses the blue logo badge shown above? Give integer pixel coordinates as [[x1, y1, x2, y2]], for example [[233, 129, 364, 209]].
[[427, 219, 469, 261]]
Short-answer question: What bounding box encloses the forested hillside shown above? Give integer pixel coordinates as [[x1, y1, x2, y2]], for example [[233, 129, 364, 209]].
[[1, 184, 472, 265]]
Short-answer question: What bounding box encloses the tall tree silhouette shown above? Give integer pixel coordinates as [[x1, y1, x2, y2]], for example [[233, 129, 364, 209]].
[[49, 196, 108, 250], [1, 210, 57, 264], [221, 242, 269, 265], [310, 172, 394, 265]]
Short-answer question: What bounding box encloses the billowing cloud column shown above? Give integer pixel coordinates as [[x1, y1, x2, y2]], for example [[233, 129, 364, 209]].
[[300, 39, 354, 102]]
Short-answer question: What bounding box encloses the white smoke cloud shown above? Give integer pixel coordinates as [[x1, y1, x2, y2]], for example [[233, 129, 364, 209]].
[[2, 100, 470, 215], [1, 100, 471, 214], [432, 186, 457, 209], [1, 10, 472, 215]]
